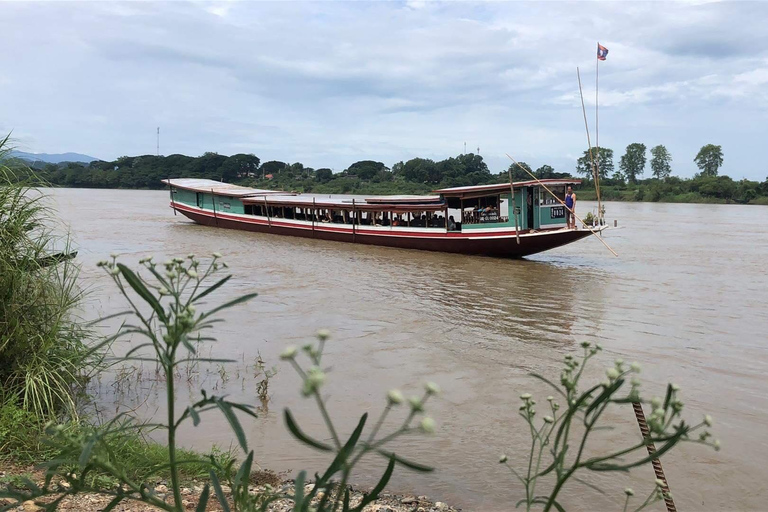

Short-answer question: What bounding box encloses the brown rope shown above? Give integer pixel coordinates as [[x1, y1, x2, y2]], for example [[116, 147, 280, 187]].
[[632, 402, 677, 512]]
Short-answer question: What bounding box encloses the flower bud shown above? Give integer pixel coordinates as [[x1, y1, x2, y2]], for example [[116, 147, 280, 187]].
[[704, 415, 713, 427], [186, 269, 198, 278], [713, 439, 721, 451], [630, 362, 641, 373], [97, 260, 108, 267], [650, 397, 662, 409], [187, 253, 195, 259], [543, 415, 554, 424], [655, 479, 666, 488], [110, 252, 118, 259], [670, 383, 680, 392], [499, 454, 508, 464], [109, 267, 120, 276], [213, 252, 222, 259], [158, 287, 169, 296], [280, 346, 298, 360], [419, 417, 436, 434], [425, 382, 441, 395], [316, 329, 331, 341], [580, 341, 590, 348], [624, 488, 634, 496], [520, 393, 532, 400], [408, 396, 424, 412], [546, 396, 554, 402], [606, 368, 619, 380], [387, 389, 404, 405]]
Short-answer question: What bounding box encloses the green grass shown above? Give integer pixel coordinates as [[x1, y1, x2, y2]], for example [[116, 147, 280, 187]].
[[0, 137, 99, 422], [0, 396, 235, 483]]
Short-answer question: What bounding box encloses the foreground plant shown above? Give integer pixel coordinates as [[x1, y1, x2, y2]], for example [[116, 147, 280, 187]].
[[1, 254, 259, 511], [0, 135, 95, 425], [500, 342, 719, 511], [277, 330, 437, 511]]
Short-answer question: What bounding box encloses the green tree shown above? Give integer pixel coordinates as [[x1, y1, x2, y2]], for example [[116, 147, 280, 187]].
[[694, 144, 723, 177], [619, 143, 647, 184], [345, 160, 388, 181], [259, 160, 287, 179], [650, 145, 672, 180], [508, 161, 533, 181], [576, 148, 613, 180], [315, 168, 333, 183]]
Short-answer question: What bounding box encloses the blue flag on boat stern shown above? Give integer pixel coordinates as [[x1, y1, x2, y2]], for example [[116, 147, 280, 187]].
[[597, 43, 609, 61]]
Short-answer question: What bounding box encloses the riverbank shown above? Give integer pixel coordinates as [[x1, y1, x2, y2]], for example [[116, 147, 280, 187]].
[[577, 185, 768, 205], [0, 461, 459, 512]]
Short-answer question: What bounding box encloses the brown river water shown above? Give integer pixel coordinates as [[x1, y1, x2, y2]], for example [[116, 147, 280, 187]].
[[48, 188, 767, 511]]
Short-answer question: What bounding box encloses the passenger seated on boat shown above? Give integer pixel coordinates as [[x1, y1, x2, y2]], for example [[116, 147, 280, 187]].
[[392, 218, 400, 226], [321, 214, 331, 223], [448, 216, 457, 231]]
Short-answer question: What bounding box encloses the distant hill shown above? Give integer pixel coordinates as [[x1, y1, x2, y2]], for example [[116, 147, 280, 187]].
[[10, 151, 98, 164]]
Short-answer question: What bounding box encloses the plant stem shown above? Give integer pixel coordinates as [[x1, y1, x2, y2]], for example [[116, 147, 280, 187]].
[[166, 362, 183, 511]]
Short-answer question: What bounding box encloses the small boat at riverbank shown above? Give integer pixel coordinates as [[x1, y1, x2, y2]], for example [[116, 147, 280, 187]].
[[163, 178, 600, 258]]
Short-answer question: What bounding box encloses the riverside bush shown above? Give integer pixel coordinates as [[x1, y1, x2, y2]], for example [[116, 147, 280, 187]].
[[0, 141, 95, 422]]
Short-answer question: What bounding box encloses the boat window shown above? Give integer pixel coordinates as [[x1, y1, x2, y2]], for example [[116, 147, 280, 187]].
[[460, 195, 508, 225]]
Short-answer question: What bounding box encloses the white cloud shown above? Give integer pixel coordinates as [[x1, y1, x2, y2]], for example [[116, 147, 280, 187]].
[[0, 1, 767, 178]]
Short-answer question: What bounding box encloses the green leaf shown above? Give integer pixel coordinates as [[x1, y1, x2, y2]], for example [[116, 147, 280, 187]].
[[233, 451, 254, 490], [200, 293, 259, 320], [189, 407, 201, 427], [192, 275, 232, 303], [529, 372, 567, 398], [209, 470, 231, 512], [215, 398, 248, 452], [356, 456, 395, 509], [195, 484, 210, 512], [294, 471, 306, 511], [375, 449, 434, 472], [78, 436, 96, 468], [116, 263, 167, 323], [284, 409, 333, 451]]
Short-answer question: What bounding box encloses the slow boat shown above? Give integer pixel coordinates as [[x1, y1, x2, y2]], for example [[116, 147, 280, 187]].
[[163, 178, 601, 258]]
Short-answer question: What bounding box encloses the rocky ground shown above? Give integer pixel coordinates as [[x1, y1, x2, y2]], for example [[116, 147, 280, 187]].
[[0, 465, 460, 512]]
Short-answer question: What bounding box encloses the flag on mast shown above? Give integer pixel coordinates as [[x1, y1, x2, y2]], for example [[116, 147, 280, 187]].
[[597, 43, 609, 61]]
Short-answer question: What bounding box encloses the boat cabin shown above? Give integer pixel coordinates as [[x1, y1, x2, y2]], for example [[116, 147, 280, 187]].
[[433, 179, 580, 232], [163, 178, 580, 233]]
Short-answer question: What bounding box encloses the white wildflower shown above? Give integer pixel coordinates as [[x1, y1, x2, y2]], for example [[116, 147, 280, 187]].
[[280, 346, 298, 360], [387, 389, 404, 405], [419, 417, 436, 434]]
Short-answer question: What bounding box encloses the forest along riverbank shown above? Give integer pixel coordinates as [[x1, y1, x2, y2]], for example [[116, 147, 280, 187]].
[[45, 188, 768, 511]]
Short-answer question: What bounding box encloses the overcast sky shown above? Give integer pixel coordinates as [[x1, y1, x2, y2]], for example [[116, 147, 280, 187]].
[[2, 1, 767, 179]]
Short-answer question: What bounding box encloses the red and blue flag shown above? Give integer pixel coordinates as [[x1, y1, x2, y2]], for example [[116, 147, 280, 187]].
[[597, 43, 609, 61]]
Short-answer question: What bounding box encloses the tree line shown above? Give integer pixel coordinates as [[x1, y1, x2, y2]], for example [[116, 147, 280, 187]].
[[16, 143, 768, 204]]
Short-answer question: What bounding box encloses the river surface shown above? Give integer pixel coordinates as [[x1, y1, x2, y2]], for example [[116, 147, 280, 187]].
[[48, 188, 767, 511]]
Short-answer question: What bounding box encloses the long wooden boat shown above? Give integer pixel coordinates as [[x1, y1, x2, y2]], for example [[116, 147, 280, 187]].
[[163, 178, 601, 258]]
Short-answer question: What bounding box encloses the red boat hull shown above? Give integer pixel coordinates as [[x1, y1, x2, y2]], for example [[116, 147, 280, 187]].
[[171, 203, 593, 258]]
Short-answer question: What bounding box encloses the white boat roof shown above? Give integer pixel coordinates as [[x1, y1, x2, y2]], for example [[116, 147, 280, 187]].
[[162, 178, 285, 197], [433, 179, 582, 196], [365, 195, 442, 204]]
